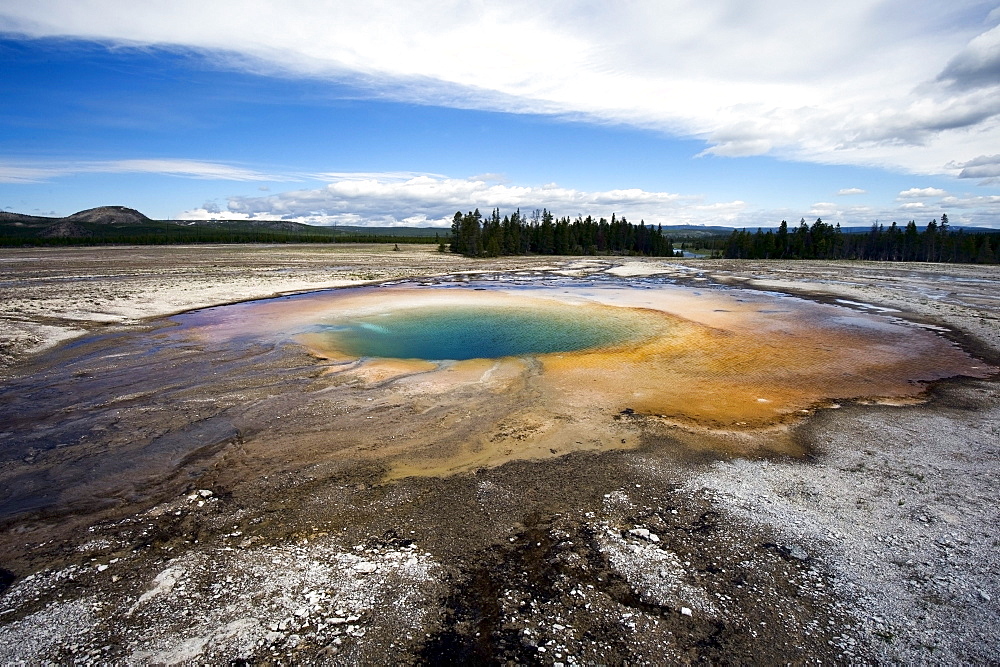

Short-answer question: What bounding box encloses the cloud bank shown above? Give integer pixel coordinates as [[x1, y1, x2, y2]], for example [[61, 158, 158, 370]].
[[179, 172, 997, 229], [3, 1, 999, 177], [181, 173, 720, 227]]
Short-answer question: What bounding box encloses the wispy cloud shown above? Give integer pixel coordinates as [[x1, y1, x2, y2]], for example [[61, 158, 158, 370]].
[[837, 188, 867, 196], [0, 158, 286, 183], [3, 1, 999, 177]]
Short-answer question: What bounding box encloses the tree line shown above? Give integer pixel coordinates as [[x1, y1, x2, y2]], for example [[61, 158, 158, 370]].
[[0, 229, 442, 247], [718, 215, 998, 263], [449, 208, 681, 257]]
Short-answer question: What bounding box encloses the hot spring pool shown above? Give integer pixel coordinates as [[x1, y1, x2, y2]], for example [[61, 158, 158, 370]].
[[313, 304, 654, 361]]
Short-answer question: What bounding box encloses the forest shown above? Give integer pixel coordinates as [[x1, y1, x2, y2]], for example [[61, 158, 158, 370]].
[[0, 230, 441, 247], [715, 215, 999, 264], [449, 208, 681, 257]]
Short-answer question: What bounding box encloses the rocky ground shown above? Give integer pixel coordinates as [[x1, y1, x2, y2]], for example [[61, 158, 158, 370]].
[[0, 246, 998, 664]]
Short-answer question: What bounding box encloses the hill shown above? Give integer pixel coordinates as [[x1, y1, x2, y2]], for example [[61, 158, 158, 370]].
[[0, 208, 446, 246]]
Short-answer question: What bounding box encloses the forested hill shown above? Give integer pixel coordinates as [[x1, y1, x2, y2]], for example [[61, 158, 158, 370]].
[[450, 208, 680, 257], [0, 207, 444, 246], [719, 216, 999, 264]]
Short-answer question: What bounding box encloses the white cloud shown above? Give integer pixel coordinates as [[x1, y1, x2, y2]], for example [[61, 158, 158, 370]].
[[898, 187, 948, 198], [0, 158, 284, 183], [949, 154, 1000, 184], [941, 194, 1000, 209], [170, 172, 997, 228], [3, 1, 999, 177], [809, 202, 840, 217], [837, 188, 867, 196], [0, 165, 58, 184], [179, 173, 715, 226]]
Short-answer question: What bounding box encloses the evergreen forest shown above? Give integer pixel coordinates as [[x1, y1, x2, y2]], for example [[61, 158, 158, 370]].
[[449, 208, 681, 257], [716, 215, 999, 264]]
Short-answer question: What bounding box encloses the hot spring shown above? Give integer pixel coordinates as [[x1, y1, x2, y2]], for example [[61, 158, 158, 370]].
[[181, 281, 990, 437], [309, 303, 660, 361], [0, 278, 992, 516]]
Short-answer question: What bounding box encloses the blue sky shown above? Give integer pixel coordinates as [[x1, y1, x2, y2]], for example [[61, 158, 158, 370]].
[[1, 1, 999, 228]]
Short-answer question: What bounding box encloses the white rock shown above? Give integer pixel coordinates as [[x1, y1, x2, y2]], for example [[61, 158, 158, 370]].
[[197, 489, 213, 498], [680, 607, 693, 617], [353, 562, 377, 574]]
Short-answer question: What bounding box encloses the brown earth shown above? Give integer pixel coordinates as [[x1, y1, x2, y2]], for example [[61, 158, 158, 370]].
[[0, 246, 998, 664]]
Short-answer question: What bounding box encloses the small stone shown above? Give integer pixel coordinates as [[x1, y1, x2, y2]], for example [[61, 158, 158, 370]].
[[330, 617, 348, 625], [353, 562, 377, 574], [781, 544, 809, 561], [980, 590, 992, 601], [197, 489, 213, 498], [680, 607, 693, 617]]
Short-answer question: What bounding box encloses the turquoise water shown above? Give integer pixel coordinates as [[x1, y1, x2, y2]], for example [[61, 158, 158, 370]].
[[319, 305, 648, 360]]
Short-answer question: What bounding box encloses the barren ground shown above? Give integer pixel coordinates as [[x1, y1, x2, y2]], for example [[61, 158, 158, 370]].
[[0, 245, 998, 664]]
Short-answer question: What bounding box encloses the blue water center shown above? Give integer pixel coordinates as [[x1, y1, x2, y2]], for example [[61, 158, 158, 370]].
[[319, 305, 650, 361]]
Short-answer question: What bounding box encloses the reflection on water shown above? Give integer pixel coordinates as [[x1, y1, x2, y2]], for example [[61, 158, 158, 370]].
[[0, 277, 993, 525]]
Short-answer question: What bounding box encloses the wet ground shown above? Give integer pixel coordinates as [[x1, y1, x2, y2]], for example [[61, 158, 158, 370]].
[[0, 248, 998, 664]]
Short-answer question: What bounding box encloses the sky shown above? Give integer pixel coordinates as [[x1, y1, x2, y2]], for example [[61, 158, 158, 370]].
[[1, 1, 999, 228]]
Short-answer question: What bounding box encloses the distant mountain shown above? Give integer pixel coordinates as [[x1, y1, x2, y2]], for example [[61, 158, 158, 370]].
[[65, 206, 152, 225], [0, 207, 446, 245]]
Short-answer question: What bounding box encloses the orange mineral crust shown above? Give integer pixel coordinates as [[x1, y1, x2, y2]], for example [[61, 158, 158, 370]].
[[178, 282, 992, 475]]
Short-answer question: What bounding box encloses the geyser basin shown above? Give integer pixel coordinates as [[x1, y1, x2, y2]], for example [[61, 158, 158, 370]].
[[312, 303, 657, 361], [184, 282, 991, 430], [2, 276, 993, 524], [169, 280, 996, 476]]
